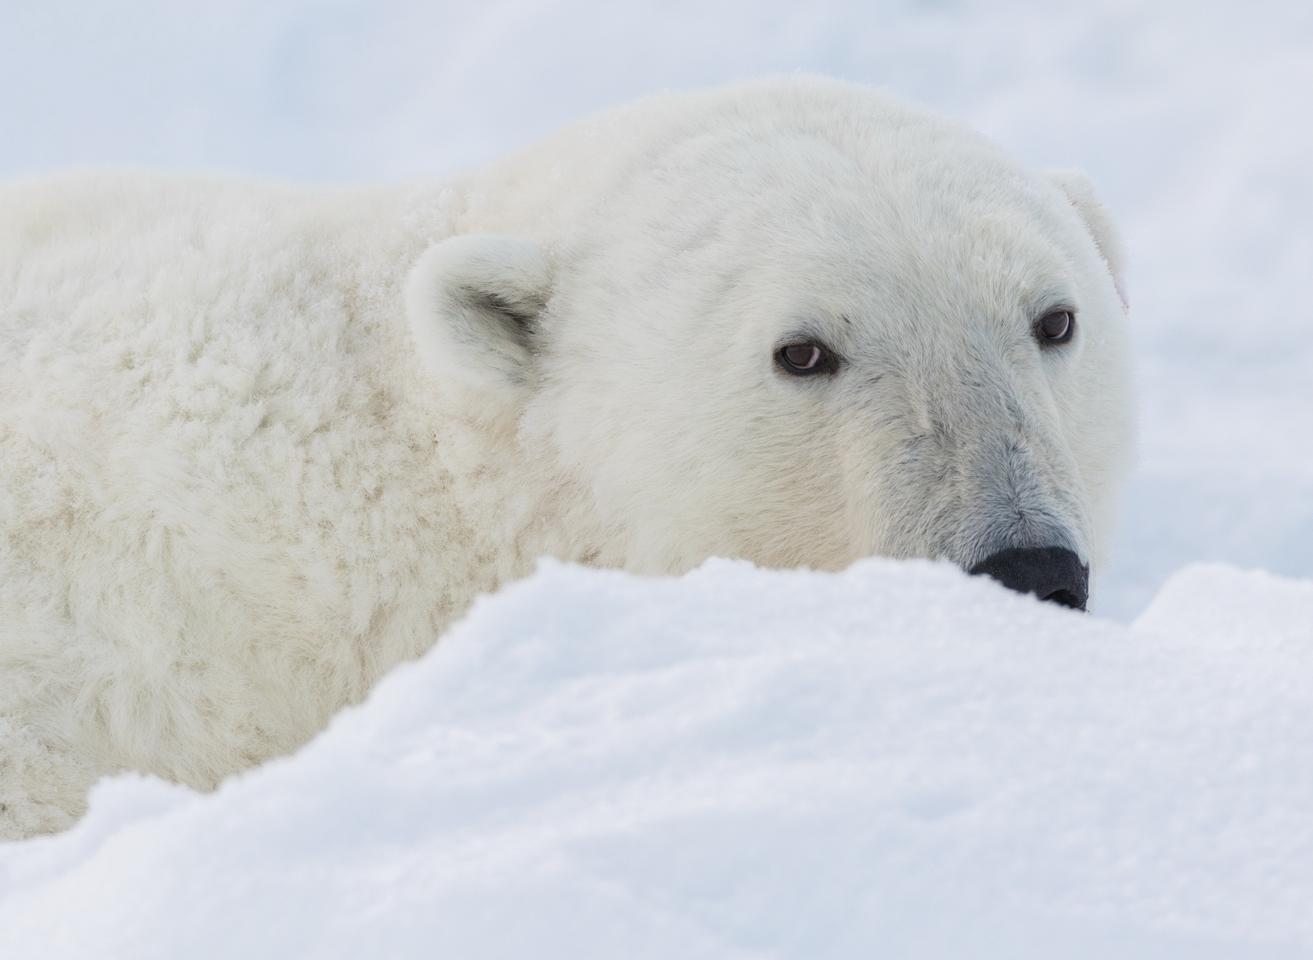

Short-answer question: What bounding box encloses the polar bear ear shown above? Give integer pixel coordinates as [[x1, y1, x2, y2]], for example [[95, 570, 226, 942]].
[[404, 235, 553, 403], [1046, 169, 1128, 309]]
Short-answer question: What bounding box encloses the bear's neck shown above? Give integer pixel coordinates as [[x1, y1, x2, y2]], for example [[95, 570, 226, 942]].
[[424, 407, 613, 609]]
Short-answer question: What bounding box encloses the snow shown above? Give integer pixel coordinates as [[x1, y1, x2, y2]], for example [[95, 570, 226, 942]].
[[2, 560, 1312, 957], [3, 1, 1312, 954]]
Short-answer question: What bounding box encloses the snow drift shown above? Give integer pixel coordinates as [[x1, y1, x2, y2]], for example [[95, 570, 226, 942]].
[[2, 560, 1310, 958]]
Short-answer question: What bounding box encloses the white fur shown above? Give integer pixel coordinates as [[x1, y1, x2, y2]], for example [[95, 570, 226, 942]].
[[0, 77, 1133, 839], [404, 235, 553, 405]]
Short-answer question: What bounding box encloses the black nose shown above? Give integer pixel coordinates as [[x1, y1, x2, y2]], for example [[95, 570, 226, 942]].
[[968, 546, 1089, 611]]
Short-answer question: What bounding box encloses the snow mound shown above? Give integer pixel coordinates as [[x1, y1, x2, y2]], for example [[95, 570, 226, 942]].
[[2, 560, 1311, 958]]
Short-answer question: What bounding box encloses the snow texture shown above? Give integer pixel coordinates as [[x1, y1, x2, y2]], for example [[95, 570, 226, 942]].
[[2, 1, 1311, 955], [2, 560, 1311, 957]]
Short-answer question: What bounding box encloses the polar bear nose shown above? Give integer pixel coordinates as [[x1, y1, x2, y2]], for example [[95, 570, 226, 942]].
[[968, 546, 1089, 611]]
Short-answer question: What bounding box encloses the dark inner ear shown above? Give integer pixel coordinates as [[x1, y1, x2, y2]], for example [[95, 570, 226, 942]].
[[405, 234, 553, 397], [473, 291, 541, 329]]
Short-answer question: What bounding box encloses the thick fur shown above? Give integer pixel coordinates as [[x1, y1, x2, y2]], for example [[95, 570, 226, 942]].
[[0, 77, 1133, 839]]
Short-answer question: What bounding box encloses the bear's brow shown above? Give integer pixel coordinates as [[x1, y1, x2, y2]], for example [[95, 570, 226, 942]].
[[1023, 285, 1077, 319], [776, 321, 842, 349]]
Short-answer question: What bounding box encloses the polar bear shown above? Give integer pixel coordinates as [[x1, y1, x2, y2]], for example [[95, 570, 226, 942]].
[[0, 77, 1132, 839]]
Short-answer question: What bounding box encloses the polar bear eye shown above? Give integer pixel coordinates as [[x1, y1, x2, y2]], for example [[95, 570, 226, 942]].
[[776, 341, 837, 376], [1035, 309, 1075, 345]]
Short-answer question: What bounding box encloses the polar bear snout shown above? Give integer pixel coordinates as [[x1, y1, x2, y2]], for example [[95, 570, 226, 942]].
[[968, 546, 1090, 611]]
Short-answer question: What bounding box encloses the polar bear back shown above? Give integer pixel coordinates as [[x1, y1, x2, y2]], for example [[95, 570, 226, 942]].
[[0, 175, 523, 800]]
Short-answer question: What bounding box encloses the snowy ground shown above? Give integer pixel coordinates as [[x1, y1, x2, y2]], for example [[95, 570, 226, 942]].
[[2, 0, 1311, 955], [3, 560, 1312, 957]]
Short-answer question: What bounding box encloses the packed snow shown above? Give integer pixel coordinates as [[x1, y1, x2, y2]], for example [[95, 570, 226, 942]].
[[2, 560, 1311, 957], [2, 0, 1311, 956]]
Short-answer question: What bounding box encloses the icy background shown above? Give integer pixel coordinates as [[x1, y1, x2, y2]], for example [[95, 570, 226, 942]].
[[2, 0, 1311, 955]]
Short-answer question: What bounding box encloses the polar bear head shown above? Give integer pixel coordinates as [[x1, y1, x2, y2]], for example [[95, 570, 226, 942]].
[[406, 78, 1134, 609]]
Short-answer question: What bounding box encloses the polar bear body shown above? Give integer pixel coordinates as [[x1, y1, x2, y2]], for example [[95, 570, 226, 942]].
[[0, 78, 1132, 838], [0, 180, 534, 835]]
